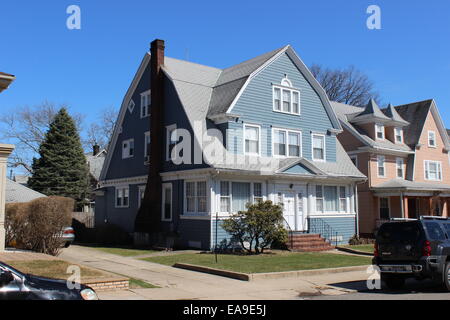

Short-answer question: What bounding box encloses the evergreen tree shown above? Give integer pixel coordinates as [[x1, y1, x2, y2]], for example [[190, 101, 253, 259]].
[[29, 108, 89, 209]]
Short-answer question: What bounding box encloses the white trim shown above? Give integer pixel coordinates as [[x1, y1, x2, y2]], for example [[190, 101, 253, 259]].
[[394, 127, 404, 144], [122, 139, 134, 159], [100, 175, 148, 187], [424, 160, 442, 181], [272, 78, 301, 116], [272, 127, 303, 158], [311, 133, 326, 162], [375, 123, 385, 141], [243, 123, 261, 157], [377, 155, 386, 178], [161, 183, 173, 222], [183, 180, 209, 215], [396, 157, 405, 179], [127, 99, 135, 113], [140, 90, 151, 118], [115, 185, 130, 209], [428, 130, 437, 148]]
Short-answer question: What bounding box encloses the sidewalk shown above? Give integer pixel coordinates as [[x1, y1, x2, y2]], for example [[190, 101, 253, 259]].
[[59, 245, 371, 300]]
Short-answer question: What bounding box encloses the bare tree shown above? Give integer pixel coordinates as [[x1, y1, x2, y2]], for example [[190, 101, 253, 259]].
[[0, 101, 84, 173], [310, 64, 381, 107], [84, 105, 118, 151]]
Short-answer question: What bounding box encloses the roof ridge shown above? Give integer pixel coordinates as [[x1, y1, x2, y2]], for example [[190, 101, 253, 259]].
[[394, 99, 434, 108]]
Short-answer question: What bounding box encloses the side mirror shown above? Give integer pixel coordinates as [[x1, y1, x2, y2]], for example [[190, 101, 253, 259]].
[[0, 271, 14, 286]]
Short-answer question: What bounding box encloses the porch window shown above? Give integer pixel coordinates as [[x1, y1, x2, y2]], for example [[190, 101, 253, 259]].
[[253, 183, 263, 203], [316, 186, 324, 213], [244, 125, 260, 155], [312, 134, 325, 161], [339, 187, 347, 212], [428, 131, 437, 147], [220, 181, 264, 213], [116, 187, 129, 208], [379, 198, 390, 220], [377, 155, 386, 177], [324, 186, 338, 212], [425, 160, 442, 181], [396, 158, 405, 179], [197, 181, 207, 213], [162, 184, 172, 221], [395, 128, 403, 144], [232, 182, 251, 212], [186, 182, 196, 212], [220, 181, 231, 213], [185, 181, 207, 214]]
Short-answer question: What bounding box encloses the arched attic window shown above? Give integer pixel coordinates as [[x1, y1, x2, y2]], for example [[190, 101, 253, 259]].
[[273, 76, 300, 115]]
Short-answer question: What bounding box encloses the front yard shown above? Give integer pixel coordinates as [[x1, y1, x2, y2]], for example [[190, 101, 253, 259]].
[[342, 244, 375, 254], [87, 246, 158, 257], [142, 251, 372, 274]]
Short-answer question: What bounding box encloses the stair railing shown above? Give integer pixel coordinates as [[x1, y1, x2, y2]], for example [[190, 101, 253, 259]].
[[307, 217, 340, 247], [282, 217, 294, 251]]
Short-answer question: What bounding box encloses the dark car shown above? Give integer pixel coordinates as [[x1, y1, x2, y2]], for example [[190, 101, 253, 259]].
[[0, 262, 98, 300], [373, 217, 450, 290]]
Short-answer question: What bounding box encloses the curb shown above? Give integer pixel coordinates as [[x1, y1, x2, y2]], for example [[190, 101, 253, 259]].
[[174, 263, 372, 282], [336, 246, 374, 257]]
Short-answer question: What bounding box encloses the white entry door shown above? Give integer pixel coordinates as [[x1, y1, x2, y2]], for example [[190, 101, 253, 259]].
[[277, 187, 306, 231]]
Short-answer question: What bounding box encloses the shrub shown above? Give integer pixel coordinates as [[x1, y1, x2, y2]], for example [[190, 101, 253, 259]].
[[349, 234, 375, 245], [222, 201, 288, 254], [5, 197, 73, 256]]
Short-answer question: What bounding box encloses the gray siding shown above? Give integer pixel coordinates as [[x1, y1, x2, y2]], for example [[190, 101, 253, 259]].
[[228, 52, 337, 162]]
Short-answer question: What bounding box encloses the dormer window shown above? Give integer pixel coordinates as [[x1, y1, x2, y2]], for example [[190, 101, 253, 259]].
[[273, 77, 300, 115], [375, 123, 385, 140], [140, 90, 151, 118], [395, 128, 404, 144], [428, 131, 437, 147]]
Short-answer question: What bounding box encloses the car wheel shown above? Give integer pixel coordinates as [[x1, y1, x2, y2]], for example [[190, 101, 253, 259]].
[[64, 242, 71, 248], [443, 262, 450, 292], [382, 274, 405, 290]]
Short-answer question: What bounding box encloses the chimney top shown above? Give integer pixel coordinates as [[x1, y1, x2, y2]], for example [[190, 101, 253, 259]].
[[93, 144, 100, 156]]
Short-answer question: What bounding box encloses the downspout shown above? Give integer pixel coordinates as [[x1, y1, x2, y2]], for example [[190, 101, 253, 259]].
[[400, 192, 404, 218], [355, 183, 360, 238]]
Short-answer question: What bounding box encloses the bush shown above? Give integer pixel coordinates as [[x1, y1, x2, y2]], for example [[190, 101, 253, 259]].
[[349, 234, 375, 245], [5, 197, 73, 256], [222, 201, 288, 254]]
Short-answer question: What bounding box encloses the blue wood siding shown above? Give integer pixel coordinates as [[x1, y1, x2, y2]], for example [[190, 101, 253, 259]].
[[309, 216, 356, 245], [283, 164, 314, 175], [228, 52, 336, 162], [177, 219, 211, 250]]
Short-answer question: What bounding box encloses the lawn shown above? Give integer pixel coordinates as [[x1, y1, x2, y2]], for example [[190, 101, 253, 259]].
[[342, 244, 375, 254], [88, 246, 158, 257], [142, 251, 372, 274], [6, 260, 104, 280]]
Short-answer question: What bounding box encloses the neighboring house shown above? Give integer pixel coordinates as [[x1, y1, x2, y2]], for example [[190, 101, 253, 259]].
[[333, 99, 450, 237], [84, 145, 107, 213], [5, 179, 46, 204], [12, 174, 30, 186], [96, 40, 365, 250]]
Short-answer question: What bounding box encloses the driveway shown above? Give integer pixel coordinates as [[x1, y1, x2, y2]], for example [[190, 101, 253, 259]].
[[59, 245, 368, 300]]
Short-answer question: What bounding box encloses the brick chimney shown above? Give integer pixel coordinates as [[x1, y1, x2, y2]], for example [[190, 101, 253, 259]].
[[93, 144, 100, 156], [134, 39, 165, 236]]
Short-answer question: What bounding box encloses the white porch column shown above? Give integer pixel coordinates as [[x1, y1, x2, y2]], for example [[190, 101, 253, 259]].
[[0, 144, 14, 252]]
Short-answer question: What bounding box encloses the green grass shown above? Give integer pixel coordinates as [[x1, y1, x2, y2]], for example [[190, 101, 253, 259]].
[[142, 251, 372, 274], [343, 244, 375, 253], [128, 278, 160, 289], [89, 246, 158, 257]]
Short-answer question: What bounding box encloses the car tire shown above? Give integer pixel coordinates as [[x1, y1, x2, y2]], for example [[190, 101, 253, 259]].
[[382, 274, 405, 290], [443, 262, 450, 292], [64, 242, 71, 248]]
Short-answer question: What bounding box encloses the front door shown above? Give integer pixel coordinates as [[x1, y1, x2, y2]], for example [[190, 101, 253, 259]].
[[277, 187, 306, 231]]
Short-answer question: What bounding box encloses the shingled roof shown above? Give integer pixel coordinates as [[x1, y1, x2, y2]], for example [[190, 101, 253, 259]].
[[395, 99, 433, 147]]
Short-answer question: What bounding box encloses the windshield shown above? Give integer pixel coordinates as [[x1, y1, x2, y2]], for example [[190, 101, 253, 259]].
[[377, 222, 423, 244], [0, 262, 25, 278]]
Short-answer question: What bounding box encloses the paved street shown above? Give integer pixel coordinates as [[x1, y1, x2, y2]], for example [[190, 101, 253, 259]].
[[59, 246, 450, 300]]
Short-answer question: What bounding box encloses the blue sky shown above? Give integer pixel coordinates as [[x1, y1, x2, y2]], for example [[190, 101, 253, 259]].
[[1, 0, 450, 127]]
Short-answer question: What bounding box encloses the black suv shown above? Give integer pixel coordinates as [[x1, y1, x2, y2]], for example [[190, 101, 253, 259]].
[[373, 217, 450, 290]]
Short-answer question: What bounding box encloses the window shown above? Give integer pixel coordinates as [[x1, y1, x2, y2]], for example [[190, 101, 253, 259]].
[[425, 222, 446, 241], [375, 124, 385, 140], [140, 91, 150, 118], [244, 125, 260, 155], [396, 158, 404, 179], [272, 79, 301, 115], [350, 155, 358, 167], [324, 186, 338, 212], [144, 132, 151, 158], [377, 155, 386, 177], [116, 187, 129, 208], [395, 128, 403, 144], [127, 99, 135, 113], [312, 134, 325, 161], [316, 186, 323, 213], [138, 185, 146, 208], [339, 187, 347, 212], [425, 160, 442, 181], [220, 181, 264, 213], [185, 181, 208, 214], [428, 131, 437, 147], [122, 139, 134, 159], [379, 198, 390, 220], [162, 184, 172, 221], [273, 129, 302, 157]]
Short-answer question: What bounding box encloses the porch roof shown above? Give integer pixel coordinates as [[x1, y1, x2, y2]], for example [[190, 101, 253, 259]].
[[371, 179, 450, 193]]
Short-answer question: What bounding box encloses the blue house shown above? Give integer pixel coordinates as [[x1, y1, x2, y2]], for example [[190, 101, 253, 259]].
[[96, 39, 366, 250]]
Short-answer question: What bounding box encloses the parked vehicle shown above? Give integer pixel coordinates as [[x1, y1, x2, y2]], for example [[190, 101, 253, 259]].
[[373, 217, 450, 290], [60, 227, 75, 248], [0, 262, 98, 300]]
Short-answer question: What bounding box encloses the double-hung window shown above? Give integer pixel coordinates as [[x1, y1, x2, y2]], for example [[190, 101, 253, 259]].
[[140, 91, 151, 118], [220, 181, 231, 213], [316, 185, 347, 213], [122, 139, 134, 159], [244, 125, 260, 155], [272, 80, 300, 115], [219, 181, 264, 213], [428, 131, 437, 147], [273, 129, 302, 157], [379, 198, 390, 220], [185, 181, 208, 214], [339, 187, 347, 212], [316, 186, 324, 213], [395, 128, 403, 144], [396, 158, 404, 179], [377, 155, 386, 177], [253, 183, 263, 203], [116, 187, 129, 208], [312, 134, 325, 161], [425, 161, 442, 181], [144, 131, 151, 158], [375, 124, 385, 140]]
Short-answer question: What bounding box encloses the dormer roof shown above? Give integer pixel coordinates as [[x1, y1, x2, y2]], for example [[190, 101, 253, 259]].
[[350, 99, 391, 124], [383, 104, 409, 127]]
